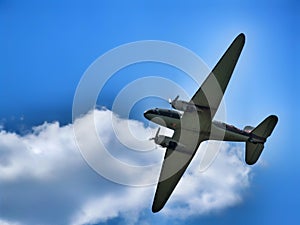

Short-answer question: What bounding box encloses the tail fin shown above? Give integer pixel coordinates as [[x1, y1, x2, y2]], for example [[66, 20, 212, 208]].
[[245, 115, 278, 165]]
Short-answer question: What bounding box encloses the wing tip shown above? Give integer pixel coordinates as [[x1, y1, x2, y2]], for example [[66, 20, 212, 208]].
[[152, 204, 162, 213], [269, 115, 279, 123], [152, 194, 167, 213], [236, 33, 246, 44], [238, 32, 245, 38]]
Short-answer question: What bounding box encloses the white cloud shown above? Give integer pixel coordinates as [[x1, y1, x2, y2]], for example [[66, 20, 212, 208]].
[[71, 187, 152, 225], [162, 142, 251, 217], [0, 109, 251, 225], [0, 219, 21, 225]]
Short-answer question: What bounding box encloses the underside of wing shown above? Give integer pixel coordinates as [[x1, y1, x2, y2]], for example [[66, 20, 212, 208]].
[[190, 33, 245, 119], [152, 129, 203, 212], [152, 33, 246, 213]]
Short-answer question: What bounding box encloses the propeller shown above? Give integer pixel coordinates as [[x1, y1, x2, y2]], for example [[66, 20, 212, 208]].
[[149, 127, 160, 142], [168, 95, 179, 107]]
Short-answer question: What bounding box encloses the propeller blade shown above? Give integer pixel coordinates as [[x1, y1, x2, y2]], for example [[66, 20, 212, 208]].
[[155, 127, 161, 138], [149, 127, 160, 141], [174, 95, 179, 101], [169, 95, 179, 106]]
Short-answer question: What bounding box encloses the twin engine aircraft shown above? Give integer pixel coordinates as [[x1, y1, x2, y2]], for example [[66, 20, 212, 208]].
[[144, 33, 278, 213]]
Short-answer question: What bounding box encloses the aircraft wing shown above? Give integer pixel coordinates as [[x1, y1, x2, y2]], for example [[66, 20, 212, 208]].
[[190, 33, 245, 119], [152, 33, 245, 212], [152, 127, 204, 212]]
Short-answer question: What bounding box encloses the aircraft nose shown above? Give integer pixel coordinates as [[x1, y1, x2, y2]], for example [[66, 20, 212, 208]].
[[144, 109, 156, 120], [144, 108, 158, 120], [144, 110, 150, 119]]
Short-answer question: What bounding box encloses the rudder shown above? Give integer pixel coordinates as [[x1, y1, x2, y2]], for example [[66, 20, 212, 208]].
[[246, 142, 264, 165]]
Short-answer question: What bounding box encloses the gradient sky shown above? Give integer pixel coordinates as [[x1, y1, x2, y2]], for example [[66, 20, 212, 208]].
[[0, 1, 299, 225]]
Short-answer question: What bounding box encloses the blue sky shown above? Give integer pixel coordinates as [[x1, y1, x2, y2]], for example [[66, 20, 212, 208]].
[[0, 1, 299, 225]]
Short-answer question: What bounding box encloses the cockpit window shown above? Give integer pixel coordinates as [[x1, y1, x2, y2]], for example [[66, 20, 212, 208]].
[[157, 109, 180, 119]]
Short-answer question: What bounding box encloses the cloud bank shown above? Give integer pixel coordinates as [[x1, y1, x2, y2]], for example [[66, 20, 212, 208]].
[[0, 109, 251, 225]]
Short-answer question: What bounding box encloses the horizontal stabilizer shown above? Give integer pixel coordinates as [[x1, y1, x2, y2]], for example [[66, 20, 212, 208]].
[[245, 115, 278, 165]]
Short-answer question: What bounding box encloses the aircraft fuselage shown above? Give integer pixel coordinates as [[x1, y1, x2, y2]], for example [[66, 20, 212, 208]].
[[144, 108, 265, 144]]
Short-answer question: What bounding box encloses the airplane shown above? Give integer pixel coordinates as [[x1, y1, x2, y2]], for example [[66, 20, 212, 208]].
[[143, 33, 278, 213]]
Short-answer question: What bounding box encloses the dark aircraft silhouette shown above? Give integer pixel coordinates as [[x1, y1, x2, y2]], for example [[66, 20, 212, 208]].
[[144, 33, 278, 212]]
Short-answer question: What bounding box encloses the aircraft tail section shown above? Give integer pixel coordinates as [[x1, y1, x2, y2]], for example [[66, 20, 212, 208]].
[[251, 115, 278, 139], [245, 142, 264, 165], [245, 115, 278, 165]]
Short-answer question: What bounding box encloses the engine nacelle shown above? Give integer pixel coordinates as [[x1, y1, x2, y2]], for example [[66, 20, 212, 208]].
[[155, 135, 189, 152], [154, 135, 175, 148], [169, 95, 200, 112], [150, 127, 187, 152], [172, 100, 197, 112]]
